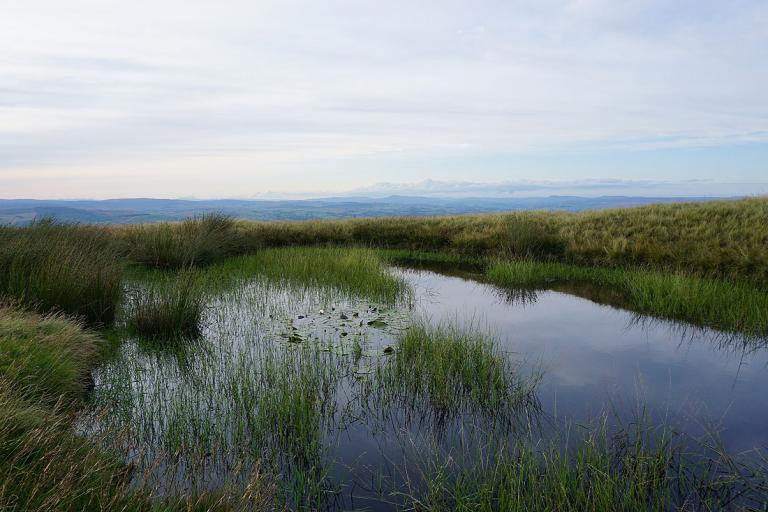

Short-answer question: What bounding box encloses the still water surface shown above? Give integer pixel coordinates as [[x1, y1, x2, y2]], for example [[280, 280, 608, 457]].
[[87, 266, 768, 509]]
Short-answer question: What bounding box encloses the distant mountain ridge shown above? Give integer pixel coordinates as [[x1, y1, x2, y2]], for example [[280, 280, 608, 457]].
[[0, 195, 732, 225]]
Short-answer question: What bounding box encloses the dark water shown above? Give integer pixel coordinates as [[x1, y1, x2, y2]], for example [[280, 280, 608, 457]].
[[87, 267, 768, 510]]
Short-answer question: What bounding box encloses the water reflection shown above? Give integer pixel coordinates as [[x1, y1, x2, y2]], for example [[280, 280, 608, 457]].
[[398, 268, 768, 454], [85, 267, 768, 509]]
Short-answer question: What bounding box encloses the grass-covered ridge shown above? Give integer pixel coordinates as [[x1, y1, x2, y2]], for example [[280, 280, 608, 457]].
[[239, 197, 768, 286]]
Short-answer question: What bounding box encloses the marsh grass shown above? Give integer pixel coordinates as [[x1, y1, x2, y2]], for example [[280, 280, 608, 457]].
[[0, 219, 123, 325], [238, 197, 768, 286], [124, 213, 242, 269], [375, 322, 538, 418], [0, 307, 102, 403], [199, 247, 410, 304], [488, 260, 768, 336], [126, 271, 205, 341], [404, 416, 768, 511]]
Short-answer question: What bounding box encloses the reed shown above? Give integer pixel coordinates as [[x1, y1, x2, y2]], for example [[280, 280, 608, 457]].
[[125, 271, 205, 341], [0, 219, 123, 325]]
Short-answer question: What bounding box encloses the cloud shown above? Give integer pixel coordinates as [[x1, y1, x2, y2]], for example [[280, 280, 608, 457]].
[[349, 179, 768, 198], [1, 0, 767, 198]]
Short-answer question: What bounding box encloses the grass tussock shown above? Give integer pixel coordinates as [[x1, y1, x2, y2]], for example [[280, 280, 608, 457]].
[[0, 219, 123, 325], [123, 213, 242, 269], [376, 322, 537, 416], [488, 260, 768, 336], [0, 306, 102, 403], [126, 272, 205, 341]]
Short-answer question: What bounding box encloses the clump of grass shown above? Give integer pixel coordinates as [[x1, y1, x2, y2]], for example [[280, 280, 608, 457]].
[[123, 213, 242, 269], [0, 219, 123, 325], [126, 272, 205, 341], [505, 217, 566, 259], [0, 306, 102, 403], [487, 260, 768, 337], [376, 322, 537, 416]]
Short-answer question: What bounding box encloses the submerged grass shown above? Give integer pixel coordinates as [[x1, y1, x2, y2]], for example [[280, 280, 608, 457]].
[[375, 322, 538, 418], [0, 219, 124, 325], [406, 416, 768, 511], [488, 260, 768, 337]]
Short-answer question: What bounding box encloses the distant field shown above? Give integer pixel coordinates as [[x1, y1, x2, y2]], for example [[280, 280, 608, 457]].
[[0, 195, 726, 225]]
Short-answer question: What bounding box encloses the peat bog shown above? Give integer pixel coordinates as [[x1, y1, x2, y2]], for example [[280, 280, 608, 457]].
[[77, 248, 768, 510]]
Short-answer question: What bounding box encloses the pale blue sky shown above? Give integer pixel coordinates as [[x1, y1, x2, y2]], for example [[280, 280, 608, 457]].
[[1, 0, 767, 198]]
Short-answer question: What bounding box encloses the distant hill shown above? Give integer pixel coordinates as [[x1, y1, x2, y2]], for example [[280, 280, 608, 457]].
[[0, 196, 731, 225]]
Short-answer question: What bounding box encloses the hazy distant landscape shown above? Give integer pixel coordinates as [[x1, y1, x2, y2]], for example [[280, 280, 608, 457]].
[[0, 195, 727, 225], [3, 0, 768, 510]]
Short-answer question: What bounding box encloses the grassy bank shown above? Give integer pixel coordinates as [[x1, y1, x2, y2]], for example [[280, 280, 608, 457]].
[[487, 260, 768, 337], [237, 197, 768, 287], [0, 306, 277, 511], [0, 307, 131, 511]]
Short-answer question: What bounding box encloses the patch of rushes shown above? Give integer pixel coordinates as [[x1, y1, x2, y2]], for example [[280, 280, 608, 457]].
[[0, 306, 278, 512], [0, 219, 124, 325], [122, 213, 243, 269], [375, 322, 538, 418], [404, 416, 768, 511], [125, 270, 205, 341], [488, 260, 768, 337], [201, 247, 410, 305]]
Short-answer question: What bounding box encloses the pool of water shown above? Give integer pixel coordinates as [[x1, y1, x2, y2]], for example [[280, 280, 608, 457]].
[[84, 266, 768, 510], [401, 268, 768, 453]]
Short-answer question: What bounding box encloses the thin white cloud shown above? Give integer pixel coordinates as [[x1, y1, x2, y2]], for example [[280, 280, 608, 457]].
[[1, 0, 767, 198]]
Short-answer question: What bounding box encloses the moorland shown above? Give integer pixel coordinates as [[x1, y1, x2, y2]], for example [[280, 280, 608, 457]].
[[1, 197, 767, 511]]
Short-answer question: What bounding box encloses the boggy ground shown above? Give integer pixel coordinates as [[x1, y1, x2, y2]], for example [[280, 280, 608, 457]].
[[1, 199, 768, 510]]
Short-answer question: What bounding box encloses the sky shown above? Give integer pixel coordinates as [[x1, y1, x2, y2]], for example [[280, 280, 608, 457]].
[[1, 0, 767, 199]]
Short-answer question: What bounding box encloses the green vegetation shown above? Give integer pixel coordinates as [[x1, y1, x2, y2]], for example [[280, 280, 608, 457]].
[[2, 198, 768, 510], [408, 419, 767, 511], [240, 197, 768, 286], [125, 271, 205, 341], [123, 213, 242, 269], [0, 219, 123, 325], [201, 247, 409, 304], [0, 307, 102, 402], [487, 260, 768, 337], [375, 322, 537, 415], [0, 307, 135, 511]]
